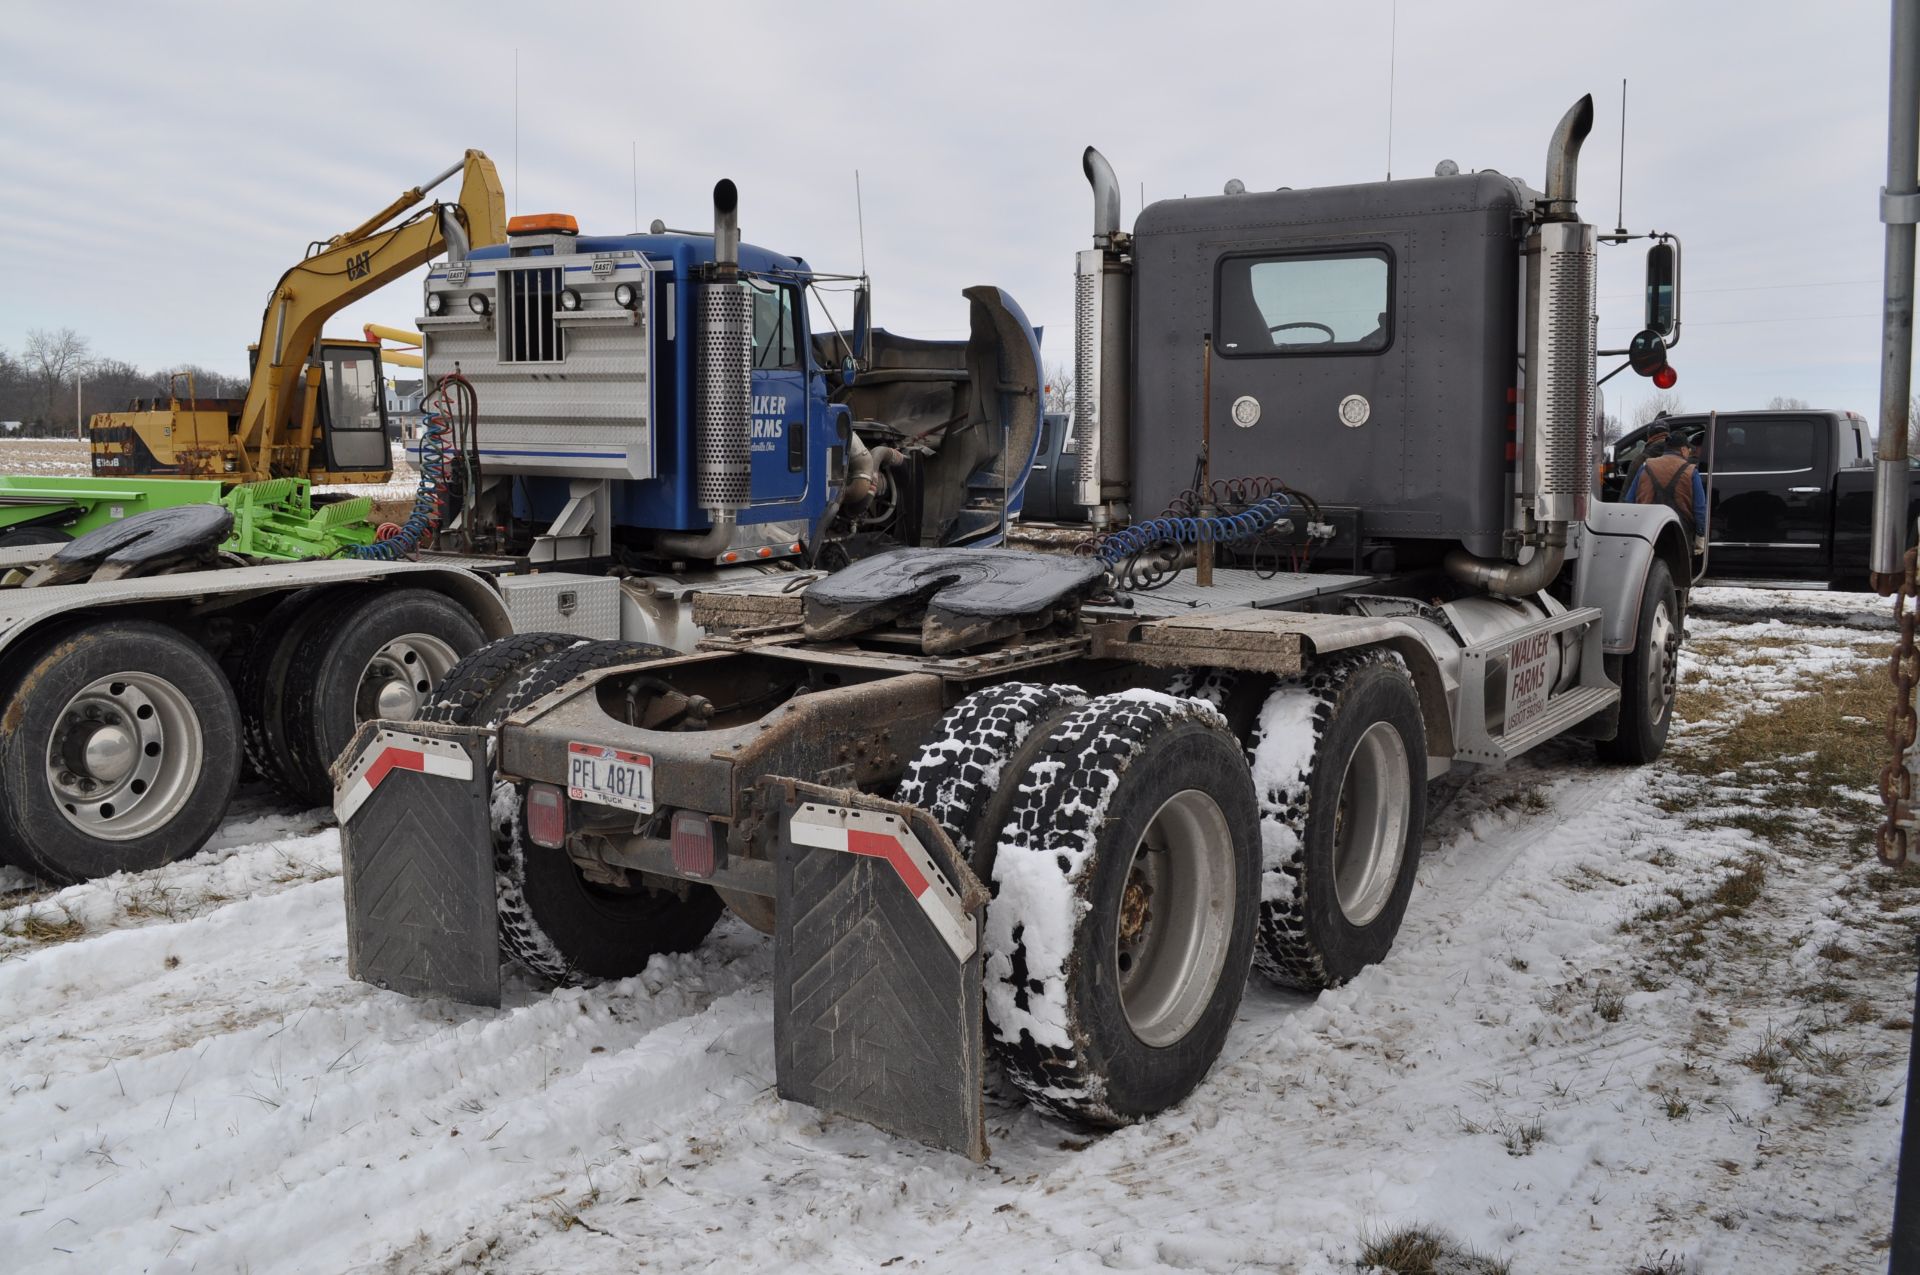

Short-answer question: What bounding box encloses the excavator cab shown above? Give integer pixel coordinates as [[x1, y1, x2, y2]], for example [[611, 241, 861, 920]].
[[310, 340, 391, 476], [92, 339, 392, 483]]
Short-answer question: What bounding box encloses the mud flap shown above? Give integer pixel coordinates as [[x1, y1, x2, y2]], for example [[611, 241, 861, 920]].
[[766, 778, 991, 1161], [335, 721, 501, 1007]]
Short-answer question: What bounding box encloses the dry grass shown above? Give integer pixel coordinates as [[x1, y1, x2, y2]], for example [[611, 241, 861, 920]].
[[2, 903, 85, 945], [1670, 644, 1891, 836], [1356, 1224, 1511, 1274]]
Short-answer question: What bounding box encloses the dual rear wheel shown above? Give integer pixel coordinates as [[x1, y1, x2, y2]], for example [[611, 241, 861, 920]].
[[0, 586, 487, 883], [899, 656, 1428, 1128]]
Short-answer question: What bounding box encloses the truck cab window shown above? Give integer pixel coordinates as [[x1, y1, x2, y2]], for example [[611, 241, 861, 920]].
[[750, 279, 801, 371], [1718, 420, 1816, 474], [1216, 251, 1391, 355]]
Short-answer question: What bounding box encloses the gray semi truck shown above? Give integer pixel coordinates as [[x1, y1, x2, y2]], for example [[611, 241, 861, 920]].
[[337, 95, 1693, 1159]]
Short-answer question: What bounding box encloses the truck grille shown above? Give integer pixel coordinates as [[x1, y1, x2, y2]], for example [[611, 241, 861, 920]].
[[502, 267, 565, 363]]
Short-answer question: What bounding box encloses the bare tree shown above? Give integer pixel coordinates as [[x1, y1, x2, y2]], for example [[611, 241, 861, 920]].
[[1044, 361, 1074, 415], [1599, 411, 1626, 446], [1633, 393, 1685, 427], [24, 327, 90, 427], [1765, 395, 1811, 410]]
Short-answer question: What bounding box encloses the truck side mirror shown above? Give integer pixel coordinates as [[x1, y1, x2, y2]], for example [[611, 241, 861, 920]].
[[1644, 239, 1680, 340], [851, 283, 871, 363]]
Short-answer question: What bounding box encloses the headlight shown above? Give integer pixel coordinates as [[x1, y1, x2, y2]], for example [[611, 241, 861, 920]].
[[424, 292, 445, 316], [469, 294, 491, 316], [560, 288, 582, 312], [613, 283, 637, 310]]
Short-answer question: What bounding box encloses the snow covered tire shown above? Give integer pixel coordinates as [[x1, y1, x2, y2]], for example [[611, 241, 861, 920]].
[[986, 691, 1260, 1127], [1250, 650, 1425, 991], [896, 681, 1089, 876]]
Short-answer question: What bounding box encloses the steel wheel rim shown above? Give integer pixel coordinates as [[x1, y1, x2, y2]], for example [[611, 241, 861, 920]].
[[1332, 721, 1411, 927], [1114, 788, 1236, 1047], [356, 634, 460, 723], [1646, 599, 1678, 726], [45, 672, 202, 841]]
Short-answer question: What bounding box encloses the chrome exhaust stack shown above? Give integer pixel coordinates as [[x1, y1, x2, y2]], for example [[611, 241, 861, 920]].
[[1073, 147, 1133, 528], [1447, 95, 1595, 597], [661, 179, 751, 559]]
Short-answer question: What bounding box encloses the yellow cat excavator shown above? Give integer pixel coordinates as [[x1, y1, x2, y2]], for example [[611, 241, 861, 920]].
[[88, 151, 505, 485]]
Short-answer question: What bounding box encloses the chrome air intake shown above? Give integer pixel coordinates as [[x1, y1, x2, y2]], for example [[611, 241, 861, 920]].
[[1524, 219, 1597, 524]]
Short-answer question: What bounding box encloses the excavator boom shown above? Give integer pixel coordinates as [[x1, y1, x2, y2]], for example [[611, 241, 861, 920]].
[[88, 150, 504, 485]]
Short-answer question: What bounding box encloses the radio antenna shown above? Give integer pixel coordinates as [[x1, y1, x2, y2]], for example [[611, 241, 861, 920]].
[[1385, 0, 1398, 180], [855, 170, 868, 277], [513, 49, 520, 217], [1615, 78, 1628, 235], [631, 140, 639, 232]]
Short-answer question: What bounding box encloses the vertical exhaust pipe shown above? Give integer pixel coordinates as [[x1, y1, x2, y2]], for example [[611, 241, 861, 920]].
[[1073, 147, 1132, 527], [1446, 95, 1595, 596], [660, 179, 751, 559]]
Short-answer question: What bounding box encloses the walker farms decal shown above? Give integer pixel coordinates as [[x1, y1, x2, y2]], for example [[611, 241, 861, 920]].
[[1505, 632, 1552, 736]]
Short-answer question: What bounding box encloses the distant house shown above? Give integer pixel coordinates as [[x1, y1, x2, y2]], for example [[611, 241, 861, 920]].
[[383, 379, 425, 441]]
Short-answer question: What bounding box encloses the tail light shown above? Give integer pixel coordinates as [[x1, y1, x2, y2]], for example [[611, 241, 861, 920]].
[[671, 810, 718, 878], [526, 783, 567, 849]]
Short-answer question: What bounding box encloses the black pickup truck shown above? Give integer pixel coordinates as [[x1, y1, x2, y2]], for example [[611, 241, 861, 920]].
[[1602, 408, 1920, 589]]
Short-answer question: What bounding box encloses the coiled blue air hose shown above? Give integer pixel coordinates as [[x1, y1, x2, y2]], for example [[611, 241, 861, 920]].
[[1093, 494, 1294, 566], [342, 410, 452, 561]]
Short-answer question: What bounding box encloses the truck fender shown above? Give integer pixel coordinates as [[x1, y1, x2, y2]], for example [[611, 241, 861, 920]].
[[391, 566, 515, 642], [1576, 503, 1690, 654], [958, 285, 1045, 526]]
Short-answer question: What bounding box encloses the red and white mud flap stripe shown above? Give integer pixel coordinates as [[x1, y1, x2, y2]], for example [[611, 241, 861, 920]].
[[788, 802, 978, 961], [333, 729, 476, 825]]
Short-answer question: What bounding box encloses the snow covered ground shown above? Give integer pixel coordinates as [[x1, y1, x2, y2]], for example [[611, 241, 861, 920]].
[[0, 585, 1912, 1274]]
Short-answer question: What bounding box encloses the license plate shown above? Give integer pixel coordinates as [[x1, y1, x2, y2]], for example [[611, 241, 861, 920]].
[[566, 742, 654, 814]]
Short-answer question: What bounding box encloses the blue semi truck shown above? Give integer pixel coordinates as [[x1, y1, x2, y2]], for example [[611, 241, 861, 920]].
[[0, 179, 1043, 882]]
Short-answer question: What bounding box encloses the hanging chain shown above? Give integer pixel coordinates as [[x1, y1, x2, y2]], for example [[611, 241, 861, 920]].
[[1880, 545, 1920, 865]]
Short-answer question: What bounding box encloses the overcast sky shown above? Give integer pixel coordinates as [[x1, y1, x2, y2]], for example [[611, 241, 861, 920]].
[[0, 1, 1902, 428]]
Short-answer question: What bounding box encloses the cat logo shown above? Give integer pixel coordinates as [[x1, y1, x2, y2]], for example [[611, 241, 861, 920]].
[[346, 250, 372, 281]]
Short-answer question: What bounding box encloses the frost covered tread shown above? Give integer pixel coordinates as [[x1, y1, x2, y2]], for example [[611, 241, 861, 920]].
[[896, 681, 1089, 873], [419, 632, 584, 728], [491, 640, 720, 984], [1249, 649, 1426, 991], [985, 690, 1259, 1127]]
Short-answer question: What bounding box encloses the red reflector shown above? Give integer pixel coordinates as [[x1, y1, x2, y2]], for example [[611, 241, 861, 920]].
[[526, 783, 567, 849], [1504, 441, 1517, 461], [1653, 364, 1678, 389], [671, 810, 716, 878]]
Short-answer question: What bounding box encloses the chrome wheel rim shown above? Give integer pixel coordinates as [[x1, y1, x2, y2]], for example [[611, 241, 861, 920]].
[[1115, 788, 1237, 1047], [45, 672, 202, 841], [1646, 600, 1678, 726], [356, 634, 460, 723], [1332, 722, 1411, 927]]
